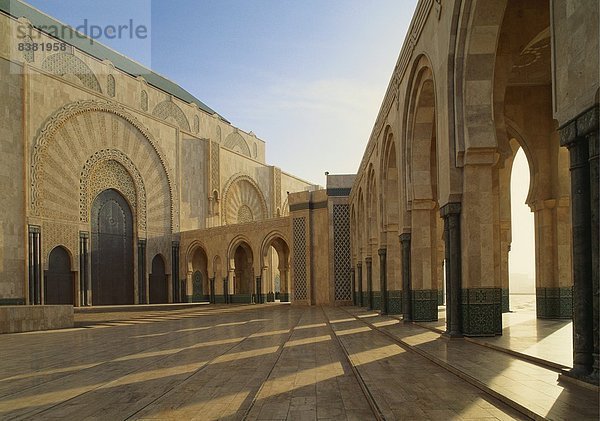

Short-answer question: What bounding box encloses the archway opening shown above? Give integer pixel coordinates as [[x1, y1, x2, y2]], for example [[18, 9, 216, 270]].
[[509, 148, 536, 310], [149, 254, 168, 304], [262, 237, 290, 302], [233, 242, 253, 302], [45, 246, 74, 305], [91, 188, 134, 305], [191, 247, 209, 302]]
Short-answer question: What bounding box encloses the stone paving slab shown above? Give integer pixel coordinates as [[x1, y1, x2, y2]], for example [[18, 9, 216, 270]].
[[0, 304, 586, 420], [322, 307, 526, 421], [342, 306, 598, 421]]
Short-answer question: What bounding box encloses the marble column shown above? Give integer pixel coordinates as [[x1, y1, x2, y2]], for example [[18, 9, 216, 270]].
[[589, 116, 599, 382], [379, 248, 388, 315], [223, 276, 230, 304], [79, 232, 90, 306], [560, 105, 596, 380], [280, 267, 289, 302], [366, 257, 373, 310], [171, 241, 180, 303], [209, 277, 215, 304], [28, 226, 41, 305], [400, 233, 412, 322], [357, 262, 363, 307], [255, 275, 263, 304], [441, 203, 462, 337], [137, 239, 147, 304]]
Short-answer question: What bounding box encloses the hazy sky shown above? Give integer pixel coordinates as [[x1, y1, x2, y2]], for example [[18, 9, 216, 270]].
[[24, 0, 536, 283]]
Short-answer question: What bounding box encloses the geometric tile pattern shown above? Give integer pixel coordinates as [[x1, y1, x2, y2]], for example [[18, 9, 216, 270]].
[[333, 204, 351, 301], [293, 217, 307, 300]]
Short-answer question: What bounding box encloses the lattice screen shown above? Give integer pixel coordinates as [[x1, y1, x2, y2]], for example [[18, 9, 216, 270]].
[[293, 217, 307, 300], [333, 204, 352, 301]]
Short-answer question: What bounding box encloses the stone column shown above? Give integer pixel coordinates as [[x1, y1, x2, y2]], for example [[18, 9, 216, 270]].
[[28, 226, 42, 305], [379, 248, 388, 315], [255, 275, 263, 304], [171, 241, 180, 303], [559, 106, 595, 380], [589, 116, 599, 382], [209, 277, 215, 304], [441, 203, 462, 337], [357, 262, 363, 306], [137, 239, 147, 304], [365, 257, 373, 310], [224, 275, 230, 304], [227, 269, 234, 304], [79, 232, 91, 306], [400, 233, 412, 322], [280, 267, 289, 302]]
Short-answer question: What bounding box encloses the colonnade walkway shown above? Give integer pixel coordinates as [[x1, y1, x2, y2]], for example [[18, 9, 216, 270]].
[[419, 295, 573, 369], [0, 304, 596, 420]]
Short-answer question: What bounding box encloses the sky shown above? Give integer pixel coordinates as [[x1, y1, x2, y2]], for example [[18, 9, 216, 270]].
[[25, 0, 418, 186], [23, 0, 536, 284]]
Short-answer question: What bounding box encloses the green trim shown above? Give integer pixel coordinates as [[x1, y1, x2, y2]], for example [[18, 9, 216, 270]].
[[266, 292, 275, 302], [461, 288, 502, 336], [412, 289, 438, 321], [326, 188, 351, 197], [230, 294, 252, 304], [184, 295, 193, 303], [501, 288, 510, 313], [372, 291, 381, 310], [214, 295, 226, 304], [279, 292, 290, 302], [437, 289, 444, 305], [387, 290, 403, 314], [289, 201, 328, 212], [0, 298, 25, 305], [536, 287, 572, 319]]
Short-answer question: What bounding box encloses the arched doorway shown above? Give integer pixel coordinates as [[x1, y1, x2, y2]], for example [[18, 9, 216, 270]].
[[44, 246, 74, 304], [91, 189, 134, 305], [149, 254, 168, 304], [262, 236, 290, 302], [232, 242, 253, 303], [189, 246, 208, 302]]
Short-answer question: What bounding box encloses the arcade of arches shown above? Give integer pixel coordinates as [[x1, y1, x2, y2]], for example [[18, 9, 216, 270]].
[[350, 0, 598, 384]]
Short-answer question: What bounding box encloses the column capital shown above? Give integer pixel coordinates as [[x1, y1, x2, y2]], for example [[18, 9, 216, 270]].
[[356, 262, 362, 268], [378, 248, 387, 257], [365, 256, 372, 264], [440, 202, 461, 217], [560, 104, 599, 147], [399, 232, 411, 243]]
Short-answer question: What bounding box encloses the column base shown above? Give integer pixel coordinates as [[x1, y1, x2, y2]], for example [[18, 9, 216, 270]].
[[501, 288, 510, 313], [230, 294, 252, 304], [412, 289, 438, 322], [536, 287, 573, 319], [372, 291, 381, 310], [461, 288, 502, 336], [387, 290, 403, 314]]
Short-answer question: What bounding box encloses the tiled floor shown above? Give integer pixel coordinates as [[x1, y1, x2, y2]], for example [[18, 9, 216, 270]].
[[0, 304, 593, 420], [420, 295, 573, 368]]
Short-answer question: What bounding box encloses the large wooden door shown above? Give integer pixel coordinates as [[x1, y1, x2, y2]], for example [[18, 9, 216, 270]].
[[45, 246, 73, 304], [149, 255, 168, 304], [91, 189, 134, 305]]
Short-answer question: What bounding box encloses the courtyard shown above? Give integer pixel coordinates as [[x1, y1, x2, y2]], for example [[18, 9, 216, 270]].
[[0, 303, 597, 420]]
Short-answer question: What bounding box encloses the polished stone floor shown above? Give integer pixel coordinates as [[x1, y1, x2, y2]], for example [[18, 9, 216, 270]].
[[420, 294, 573, 368], [0, 304, 595, 420]]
